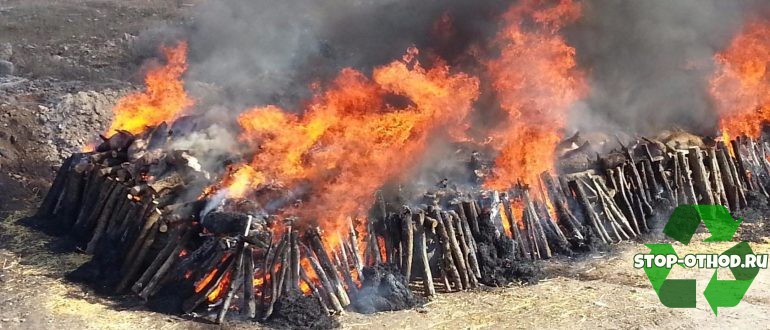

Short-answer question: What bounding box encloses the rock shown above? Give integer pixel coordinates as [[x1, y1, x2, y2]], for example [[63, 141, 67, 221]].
[[0, 43, 11, 61], [0, 60, 13, 76]]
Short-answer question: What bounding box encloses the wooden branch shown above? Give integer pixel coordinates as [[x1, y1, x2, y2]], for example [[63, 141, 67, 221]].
[[441, 211, 469, 289], [302, 244, 343, 313], [431, 211, 463, 291], [414, 210, 435, 297], [400, 207, 414, 281], [135, 228, 192, 299], [307, 228, 350, 307]]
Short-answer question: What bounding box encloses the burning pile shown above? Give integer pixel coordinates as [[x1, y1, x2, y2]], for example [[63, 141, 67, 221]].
[[29, 0, 770, 327]]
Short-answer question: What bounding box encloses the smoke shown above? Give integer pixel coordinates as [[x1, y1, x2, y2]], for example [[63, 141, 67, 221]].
[[171, 0, 509, 109], [564, 0, 758, 135]]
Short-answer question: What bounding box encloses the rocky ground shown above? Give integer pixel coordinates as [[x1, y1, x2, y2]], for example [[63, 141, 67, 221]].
[[2, 1, 770, 329]]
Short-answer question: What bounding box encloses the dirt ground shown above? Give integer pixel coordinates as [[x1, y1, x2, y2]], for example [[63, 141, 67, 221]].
[[2, 1, 770, 329]]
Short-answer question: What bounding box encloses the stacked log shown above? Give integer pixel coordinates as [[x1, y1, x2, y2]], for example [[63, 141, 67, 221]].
[[37, 129, 770, 322]]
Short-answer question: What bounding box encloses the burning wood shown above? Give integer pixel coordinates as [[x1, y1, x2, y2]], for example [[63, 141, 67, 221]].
[[43, 113, 770, 325]]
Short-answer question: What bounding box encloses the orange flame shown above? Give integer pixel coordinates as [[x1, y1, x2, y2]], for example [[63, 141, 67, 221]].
[[484, 0, 586, 189], [207, 270, 232, 303], [220, 48, 479, 235], [376, 236, 387, 263], [499, 203, 513, 238], [106, 42, 193, 135], [300, 258, 318, 295], [510, 198, 526, 231], [194, 268, 219, 293], [711, 20, 770, 139]]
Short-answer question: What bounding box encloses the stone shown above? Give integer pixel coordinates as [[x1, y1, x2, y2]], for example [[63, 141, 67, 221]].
[[0, 60, 13, 76], [0, 43, 11, 61]]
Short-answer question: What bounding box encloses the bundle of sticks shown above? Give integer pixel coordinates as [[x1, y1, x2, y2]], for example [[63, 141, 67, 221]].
[[35, 129, 770, 322]]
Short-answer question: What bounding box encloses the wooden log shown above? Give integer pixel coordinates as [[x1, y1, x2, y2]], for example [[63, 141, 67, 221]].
[[347, 217, 363, 277], [638, 160, 653, 200], [307, 228, 350, 306], [570, 179, 609, 245], [72, 169, 106, 232], [264, 242, 289, 319], [448, 210, 477, 288], [641, 159, 661, 198], [499, 195, 530, 260], [59, 167, 87, 228], [431, 212, 463, 290], [332, 249, 358, 298], [261, 233, 288, 312], [243, 246, 256, 319], [81, 179, 118, 232], [523, 191, 551, 258], [135, 228, 192, 298], [400, 207, 414, 280], [676, 152, 698, 205], [365, 218, 381, 265], [414, 210, 435, 297], [461, 201, 480, 238], [441, 211, 469, 289], [302, 244, 344, 313], [216, 216, 253, 322], [621, 144, 653, 215], [520, 200, 540, 260], [217, 244, 247, 324], [642, 142, 673, 198], [732, 139, 755, 190], [452, 207, 481, 278], [104, 192, 131, 238], [715, 144, 740, 210], [687, 146, 715, 204], [706, 147, 730, 208], [120, 209, 160, 273], [441, 270, 451, 293], [745, 137, 770, 197], [148, 171, 186, 196], [534, 180, 571, 250], [723, 144, 748, 208], [608, 167, 640, 235], [594, 176, 635, 237], [85, 183, 125, 254], [115, 217, 160, 293], [623, 144, 653, 207], [290, 229, 300, 292], [540, 172, 584, 241], [38, 154, 77, 217], [183, 253, 235, 314], [300, 264, 331, 315], [115, 200, 149, 241], [592, 178, 628, 241], [670, 152, 688, 205], [338, 233, 359, 284]]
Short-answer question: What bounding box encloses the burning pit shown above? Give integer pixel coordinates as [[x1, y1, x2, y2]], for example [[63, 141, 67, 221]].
[[17, 0, 770, 327]]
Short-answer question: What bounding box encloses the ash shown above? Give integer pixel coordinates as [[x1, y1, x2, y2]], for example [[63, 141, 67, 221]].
[[353, 263, 425, 314], [265, 291, 340, 330], [474, 210, 544, 286]]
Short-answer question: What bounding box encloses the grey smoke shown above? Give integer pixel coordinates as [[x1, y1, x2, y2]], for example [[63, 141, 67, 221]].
[[171, 0, 509, 110], [565, 0, 763, 136]]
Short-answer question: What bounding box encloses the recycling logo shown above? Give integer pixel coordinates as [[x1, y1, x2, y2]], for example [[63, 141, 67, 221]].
[[638, 205, 766, 315]]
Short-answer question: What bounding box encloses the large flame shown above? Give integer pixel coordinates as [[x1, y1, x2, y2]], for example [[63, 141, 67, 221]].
[[106, 42, 193, 135], [711, 20, 770, 139], [222, 47, 479, 238], [484, 0, 586, 189]]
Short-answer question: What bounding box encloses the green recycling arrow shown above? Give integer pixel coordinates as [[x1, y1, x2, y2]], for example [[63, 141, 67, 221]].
[[703, 241, 760, 315], [663, 205, 742, 244], [643, 243, 696, 308], [644, 204, 760, 314]]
